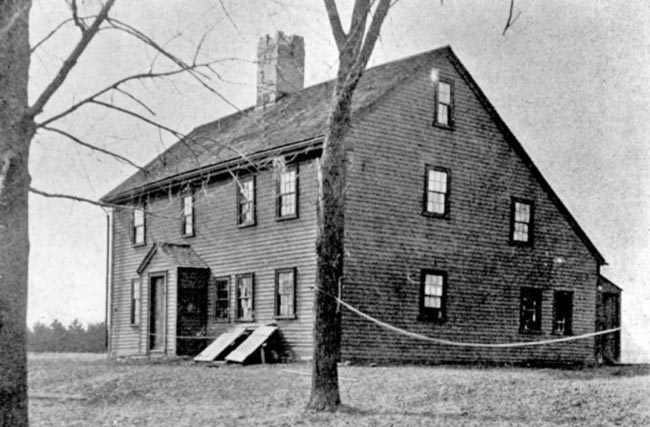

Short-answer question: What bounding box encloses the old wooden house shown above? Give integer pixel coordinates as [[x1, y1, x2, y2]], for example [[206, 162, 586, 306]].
[[102, 32, 621, 364]]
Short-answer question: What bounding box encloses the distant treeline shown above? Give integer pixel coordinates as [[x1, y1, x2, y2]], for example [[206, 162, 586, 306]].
[[27, 319, 106, 353]]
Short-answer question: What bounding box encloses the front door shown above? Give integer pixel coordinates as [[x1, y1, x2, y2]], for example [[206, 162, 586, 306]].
[[149, 274, 166, 352], [176, 268, 209, 356]]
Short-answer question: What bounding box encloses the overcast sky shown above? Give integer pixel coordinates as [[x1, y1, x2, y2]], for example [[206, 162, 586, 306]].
[[27, 0, 649, 361]]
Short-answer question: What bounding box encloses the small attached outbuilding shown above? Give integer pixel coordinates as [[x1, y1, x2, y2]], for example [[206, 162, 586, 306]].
[[596, 275, 622, 364]]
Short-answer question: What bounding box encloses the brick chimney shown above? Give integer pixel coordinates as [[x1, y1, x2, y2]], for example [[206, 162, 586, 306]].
[[257, 32, 305, 108]]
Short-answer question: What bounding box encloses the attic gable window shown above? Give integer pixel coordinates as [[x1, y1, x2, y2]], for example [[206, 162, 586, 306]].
[[520, 287, 542, 333], [181, 194, 194, 237], [424, 166, 450, 217], [237, 176, 256, 227], [434, 80, 454, 128], [419, 270, 447, 322], [277, 165, 298, 220], [132, 208, 145, 246], [511, 198, 534, 245]]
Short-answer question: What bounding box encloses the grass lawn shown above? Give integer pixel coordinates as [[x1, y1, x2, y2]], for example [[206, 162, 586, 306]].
[[28, 353, 650, 426]]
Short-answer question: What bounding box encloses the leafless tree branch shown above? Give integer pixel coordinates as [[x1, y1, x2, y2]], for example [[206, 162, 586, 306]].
[[323, 0, 347, 50], [90, 99, 184, 139], [68, 0, 88, 33], [104, 17, 243, 114], [27, 0, 116, 119], [502, 0, 521, 36], [113, 87, 156, 116], [37, 64, 218, 127], [40, 126, 146, 172], [351, 0, 392, 78], [30, 186, 117, 209]]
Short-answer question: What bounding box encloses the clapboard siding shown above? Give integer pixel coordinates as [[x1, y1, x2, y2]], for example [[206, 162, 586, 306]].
[[341, 53, 599, 364], [110, 159, 318, 359]]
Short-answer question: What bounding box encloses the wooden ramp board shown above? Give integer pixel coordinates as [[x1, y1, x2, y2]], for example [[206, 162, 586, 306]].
[[225, 325, 278, 364], [193, 326, 248, 362]]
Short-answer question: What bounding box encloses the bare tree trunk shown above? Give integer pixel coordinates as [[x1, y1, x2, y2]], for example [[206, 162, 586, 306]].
[[308, 0, 392, 412], [0, 1, 33, 425], [308, 82, 356, 411]]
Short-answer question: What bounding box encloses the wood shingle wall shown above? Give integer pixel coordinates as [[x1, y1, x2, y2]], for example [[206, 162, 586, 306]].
[[110, 159, 319, 359], [341, 53, 599, 364]]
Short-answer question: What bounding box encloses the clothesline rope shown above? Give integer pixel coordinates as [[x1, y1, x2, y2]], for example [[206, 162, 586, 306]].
[[313, 286, 621, 348]]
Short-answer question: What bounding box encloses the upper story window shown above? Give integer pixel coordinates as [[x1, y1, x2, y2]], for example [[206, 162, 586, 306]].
[[130, 278, 141, 326], [520, 287, 542, 333], [236, 273, 254, 321], [277, 165, 298, 219], [424, 166, 450, 217], [553, 291, 573, 335], [132, 208, 145, 246], [511, 198, 534, 245], [181, 194, 194, 237], [434, 80, 454, 128], [214, 276, 230, 322], [237, 176, 256, 226], [419, 270, 447, 322], [275, 268, 296, 319]]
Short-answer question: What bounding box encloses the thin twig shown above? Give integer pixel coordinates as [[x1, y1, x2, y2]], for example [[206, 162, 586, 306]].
[[41, 126, 146, 171], [502, 0, 521, 36]]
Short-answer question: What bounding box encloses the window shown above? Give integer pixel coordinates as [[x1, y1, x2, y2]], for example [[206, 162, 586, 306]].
[[236, 273, 254, 321], [424, 166, 450, 217], [130, 279, 141, 326], [214, 276, 230, 321], [420, 270, 447, 322], [277, 165, 298, 219], [553, 291, 573, 335], [434, 80, 453, 127], [237, 176, 255, 226], [275, 268, 296, 318], [511, 198, 534, 245], [132, 208, 145, 245], [520, 288, 542, 332], [181, 194, 194, 237]]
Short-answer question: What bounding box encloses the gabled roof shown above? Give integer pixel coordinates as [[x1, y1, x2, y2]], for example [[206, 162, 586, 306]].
[[598, 275, 623, 293], [137, 243, 208, 275], [105, 45, 605, 265], [101, 47, 446, 203]]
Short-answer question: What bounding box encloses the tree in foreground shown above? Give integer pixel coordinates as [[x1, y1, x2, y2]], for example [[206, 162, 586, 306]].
[[0, 0, 226, 424], [307, 0, 393, 412]]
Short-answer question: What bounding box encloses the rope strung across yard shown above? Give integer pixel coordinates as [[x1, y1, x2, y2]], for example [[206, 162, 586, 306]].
[[314, 286, 621, 348]]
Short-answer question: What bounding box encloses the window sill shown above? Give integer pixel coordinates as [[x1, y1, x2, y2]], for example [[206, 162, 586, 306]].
[[275, 214, 298, 222], [235, 318, 255, 323], [274, 315, 297, 321], [551, 330, 572, 336], [238, 222, 256, 229], [422, 211, 450, 219], [518, 329, 543, 335], [214, 319, 230, 324], [181, 233, 195, 239], [433, 122, 454, 131], [509, 239, 533, 247], [133, 242, 147, 248], [417, 314, 446, 324]]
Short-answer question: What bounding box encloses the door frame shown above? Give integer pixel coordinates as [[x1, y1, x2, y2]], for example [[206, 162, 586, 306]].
[[148, 271, 168, 354]]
